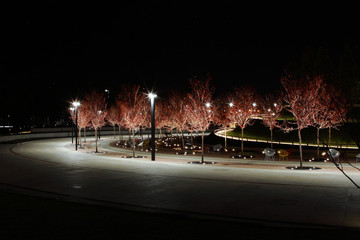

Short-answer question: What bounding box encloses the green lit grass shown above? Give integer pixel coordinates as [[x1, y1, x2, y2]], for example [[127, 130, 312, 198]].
[[227, 120, 357, 148]]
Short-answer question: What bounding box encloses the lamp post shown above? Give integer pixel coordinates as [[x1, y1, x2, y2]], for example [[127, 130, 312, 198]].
[[148, 93, 157, 161], [72, 101, 80, 150], [69, 107, 75, 144]]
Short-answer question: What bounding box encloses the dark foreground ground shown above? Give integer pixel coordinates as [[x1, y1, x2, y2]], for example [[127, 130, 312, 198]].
[[1, 189, 359, 240]]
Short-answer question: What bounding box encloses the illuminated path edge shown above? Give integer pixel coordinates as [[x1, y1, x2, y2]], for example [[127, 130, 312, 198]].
[[214, 128, 358, 149], [1, 138, 360, 229]]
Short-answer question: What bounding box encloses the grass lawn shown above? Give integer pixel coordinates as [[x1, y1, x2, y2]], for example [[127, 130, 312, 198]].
[[227, 120, 358, 148]]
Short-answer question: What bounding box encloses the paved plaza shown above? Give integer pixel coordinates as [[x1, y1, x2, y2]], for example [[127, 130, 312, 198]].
[[1, 137, 360, 230]]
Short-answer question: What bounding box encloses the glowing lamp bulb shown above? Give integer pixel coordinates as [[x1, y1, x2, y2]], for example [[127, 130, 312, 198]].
[[72, 101, 80, 107], [148, 93, 157, 99], [205, 102, 211, 108]]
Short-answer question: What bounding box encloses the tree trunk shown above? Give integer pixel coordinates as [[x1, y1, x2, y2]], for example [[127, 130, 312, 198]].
[[132, 128, 135, 157], [113, 124, 116, 139], [78, 127, 82, 148], [170, 128, 173, 145], [118, 125, 121, 142], [241, 127, 244, 153], [270, 127, 273, 149], [224, 127, 227, 150], [298, 127, 303, 168], [84, 128, 87, 143], [201, 131, 204, 164], [317, 127, 320, 159], [181, 130, 185, 150], [95, 128, 98, 153], [140, 127, 143, 141], [328, 127, 332, 147]]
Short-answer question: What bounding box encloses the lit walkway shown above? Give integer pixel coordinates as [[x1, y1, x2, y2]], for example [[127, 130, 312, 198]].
[[214, 128, 358, 149], [1, 138, 360, 229]]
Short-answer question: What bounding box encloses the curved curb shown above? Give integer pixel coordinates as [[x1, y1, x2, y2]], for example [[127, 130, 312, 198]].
[[214, 129, 358, 149]]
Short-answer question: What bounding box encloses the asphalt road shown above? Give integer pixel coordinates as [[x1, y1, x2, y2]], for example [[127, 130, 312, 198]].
[[1, 137, 360, 230]]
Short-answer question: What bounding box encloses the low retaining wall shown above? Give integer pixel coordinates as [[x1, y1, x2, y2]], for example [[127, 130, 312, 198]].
[[0, 130, 141, 143], [0, 128, 212, 143]]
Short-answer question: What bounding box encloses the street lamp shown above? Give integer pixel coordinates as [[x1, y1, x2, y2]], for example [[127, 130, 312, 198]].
[[69, 107, 75, 144], [148, 92, 157, 161], [72, 101, 80, 150], [105, 89, 110, 99]]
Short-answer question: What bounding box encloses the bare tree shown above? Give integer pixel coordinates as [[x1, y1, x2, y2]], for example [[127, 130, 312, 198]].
[[167, 91, 189, 150], [186, 74, 216, 163], [227, 85, 258, 153], [77, 106, 92, 145], [281, 74, 320, 168], [107, 104, 120, 139], [325, 84, 349, 147], [260, 93, 283, 148], [162, 94, 178, 145], [154, 100, 168, 139], [118, 84, 147, 157], [213, 95, 232, 151], [83, 90, 108, 153]]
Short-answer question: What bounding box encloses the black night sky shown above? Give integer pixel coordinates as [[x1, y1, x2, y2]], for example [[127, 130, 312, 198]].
[[1, 2, 359, 128]]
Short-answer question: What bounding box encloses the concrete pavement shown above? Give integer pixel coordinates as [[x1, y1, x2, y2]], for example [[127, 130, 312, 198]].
[[1, 137, 360, 229]]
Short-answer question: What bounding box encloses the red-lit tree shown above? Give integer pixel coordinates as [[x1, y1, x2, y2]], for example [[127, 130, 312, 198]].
[[227, 85, 258, 153], [142, 99, 167, 143], [308, 77, 332, 158], [311, 81, 348, 152], [154, 100, 168, 138], [186, 74, 215, 163], [325, 84, 349, 147], [281, 74, 320, 168], [213, 95, 232, 151], [167, 91, 189, 149], [83, 90, 108, 153], [106, 104, 121, 140], [260, 93, 283, 148], [161, 94, 178, 144], [118, 84, 147, 157], [77, 106, 92, 145], [113, 97, 130, 142], [69, 102, 92, 146]]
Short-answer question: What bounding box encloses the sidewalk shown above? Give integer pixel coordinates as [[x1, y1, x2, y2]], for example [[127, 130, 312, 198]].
[[96, 138, 359, 173]]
